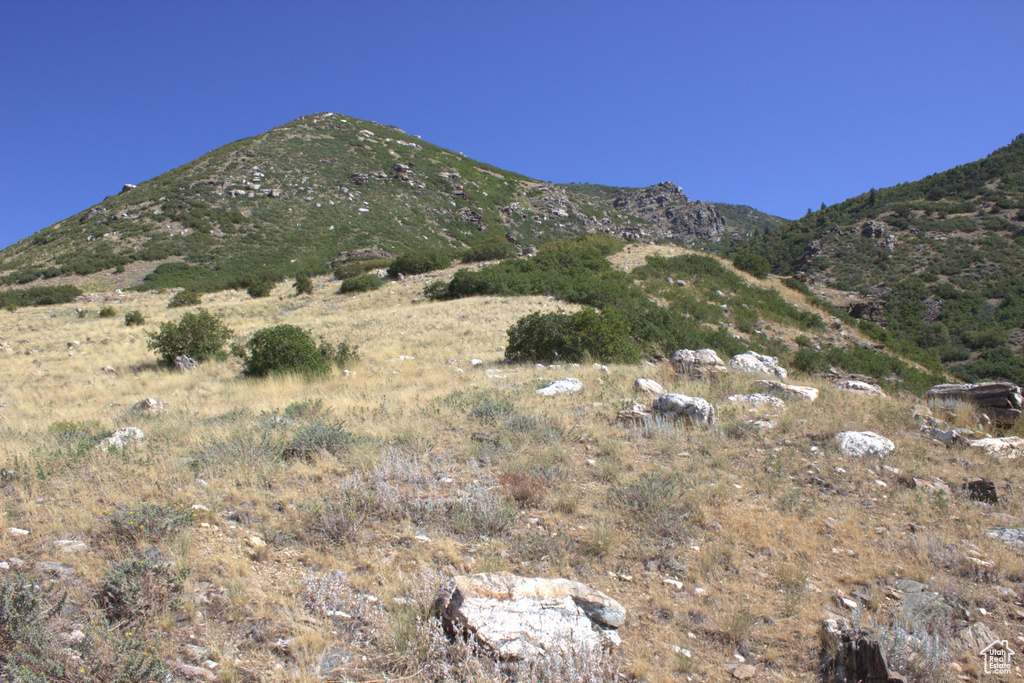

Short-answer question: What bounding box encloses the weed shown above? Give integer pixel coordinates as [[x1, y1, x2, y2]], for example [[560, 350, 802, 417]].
[[283, 420, 356, 460], [612, 472, 696, 539], [123, 309, 145, 326], [97, 556, 187, 626], [99, 305, 117, 318], [105, 502, 196, 544]]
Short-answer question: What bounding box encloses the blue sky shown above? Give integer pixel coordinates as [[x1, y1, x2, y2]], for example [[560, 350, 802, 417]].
[[2, 0, 1022, 250]]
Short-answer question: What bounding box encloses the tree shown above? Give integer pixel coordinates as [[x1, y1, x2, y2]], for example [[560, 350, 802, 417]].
[[294, 273, 313, 295], [146, 309, 234, 366]]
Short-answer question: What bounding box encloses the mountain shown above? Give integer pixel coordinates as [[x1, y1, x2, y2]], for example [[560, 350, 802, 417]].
[[731, 134, 1024, 385], [0, 113, 777, 293]]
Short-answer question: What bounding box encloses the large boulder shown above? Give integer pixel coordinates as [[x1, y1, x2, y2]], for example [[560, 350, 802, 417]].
[[835, 431, 895, 458], [436, 572, 625, 660], [729, 352, 787, 380], [652, 393, 716, 425], [671, 349, 727, 378], [925, 381, 1022, 428]]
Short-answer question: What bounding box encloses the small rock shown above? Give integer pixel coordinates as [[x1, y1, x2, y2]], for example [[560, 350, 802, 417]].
[[837, 380, 885, 397], [634, 378, 665, 395], [969, 436, 1024, 459], [470, 359, 483, 366], [754, 380, 818, 402], [964, 478, 998, 504], [176, 664, 215, 682], [730, 351, 788, 380], [732, 664, 756, 679], [652, 393, 716, 425], [132, 398, 167, 412], [835, 431, 895, 458], [727, 393, 786, 410], [54, 539, 87, 554], [7, 528, 29, 536], [671, 348, 728, 377], [663, 578, 684, 591]]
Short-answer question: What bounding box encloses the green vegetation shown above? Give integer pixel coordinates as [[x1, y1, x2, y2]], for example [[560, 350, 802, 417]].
[[505, 309, 641, 364], [124, 310, 145, 326], [0, 284, 82, 309], [732, 252, 770, 278], [99, 305, 117, 318], [294, 273, 313, 295], [461, 236, 518, 263], [242, 324, 358, 378], [387, 249, 453, 277], [146, 308, 234, 366], [168, 289, 200, 308], [247, 278, 275, 298], [338, 272, 384, 293]]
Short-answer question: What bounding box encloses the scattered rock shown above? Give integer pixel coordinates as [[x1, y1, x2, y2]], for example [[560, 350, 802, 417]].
[[969, 436, 1024, 459], [7, 528, 29, 536], [919, 424, 968, 447], [54, 539, 88, 554], [36, 561, 77, 582], [537, 378, 583, 396], [835, 431, 895, 458], [954, 622, 1001, 653], [671, 348, 727, 378], [616, 403, 652, 427], [176, 664, 216, 682], [100, 365, 116, 374], [175, 355, 198, 372], [652, 393, 716, 425], [988, 527, 1024, 547], [837, 379, 885, 396], [897, 475, 951, 499], [132, 398, 168, 413], [898, 579, 955, 625], [634, 378, 664, 395], [964, 478, 998, 504], [436, 572, 624, 659], [754, 380, 818, 402], [732, 664, 756, 679], [727, 393, 786, 410], [729, 351, 788, 380]]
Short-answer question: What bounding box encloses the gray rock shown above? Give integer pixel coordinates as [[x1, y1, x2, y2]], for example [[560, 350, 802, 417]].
[[536, 378, 583, 396], [36, 561, 77, 582], [988, 527, 1024, 547], [436, 572, 624, 660], [837, 380, 885, 397], [652, 393, 716, 425], [754, 379, 818, 402], [174, 355, 198, 372], [634, 378, 665, 395], [671, 348, 728, 377], [969, 436, 1024, 459], [132, 398, 167, 413], [730, 352, 788, 380], [727, 393, 786, 410]]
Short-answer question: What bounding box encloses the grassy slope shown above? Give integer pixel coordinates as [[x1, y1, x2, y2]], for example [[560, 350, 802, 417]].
[[1, 245, 1019, 681], [727, 134, 1024, 385]]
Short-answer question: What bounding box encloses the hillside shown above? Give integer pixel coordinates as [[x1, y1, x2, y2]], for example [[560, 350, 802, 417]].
[[1, 244, 1021, 682], [730, 134, 1024, 385], [0, 113, 764, 294]]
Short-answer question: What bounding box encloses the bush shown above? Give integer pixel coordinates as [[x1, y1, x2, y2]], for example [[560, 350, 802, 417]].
[[146, 308, 234, 366], [339, 272, 385, 293], [124, 310, 145, 326], [0, 284, 82, 309], [243, 324, 359, 378], [387, 249, 452, 277], [247, 279, 274, 298], [461, 236, 518, 263], [505, 308, 641, 364], [294, 273, 313, 295], [168, 290, 201, 308], [333, 258, 391, 280], [733, 252, 771, 278], [792, 347, 830, 374], [99, 306, 117, 318]]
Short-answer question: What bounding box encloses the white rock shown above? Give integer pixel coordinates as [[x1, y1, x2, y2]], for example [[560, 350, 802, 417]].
[[7, 528, 29, 536], [835, 431, 895, 458], [634, 378, 665, 395], [671, 348, 727, 377], [729, 351, 788, 379], [837, 380, 885, 396], [98, 427, 144, 451], [470, 359, 483, 366], [969, 436, 1024, 459], [652, 393, 716, 424], [727, 393, 786, 409], [754, 380, 818, 402], [536, 378, 583, 396]]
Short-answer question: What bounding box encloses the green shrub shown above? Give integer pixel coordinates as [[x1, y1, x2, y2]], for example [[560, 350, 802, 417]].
[[387, 249, 452, 277], [247, 278, 274, 298], [0, 284, 82, 309], [733, 252, 771, 278], [99, 306, 117, 318], [339, 273, 384, 293], [124, 310, 145, 326], [781, 277, 811, 294], [505, 308, 641, 364], [243, 324, 358, 378], [792, 347, 830, 374], [105, 503, 196, 545], [168, 289, 201, 308], [333, 258, 390, 280], [146, 308, 234, 366], [461, 236, 518, 263], [294, 273, 313, 295]]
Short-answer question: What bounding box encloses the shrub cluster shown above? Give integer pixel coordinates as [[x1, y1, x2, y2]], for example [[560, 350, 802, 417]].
[[146, 308, 234, 366], [124, 310, 145, 326], [99, 306, 117, 318], [0, 284, 82, 309], [387, 249, 453, 277], [338, 273, 384, 293], [242, 324, 359, 378], [168, 289, 201, 308], [461, 236, 518, 263], [293, 273, 313, 295], [505, 309, 640, 364], [732, 252, 770, 278]]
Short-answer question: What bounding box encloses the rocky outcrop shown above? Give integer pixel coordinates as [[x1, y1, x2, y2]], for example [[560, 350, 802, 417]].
[[436, 572, 624, 660], [730, 352, 788, 380], [925, 382, 1022, 428], [820, 617, 905, 683], [671, 348, 727, 378], [611, 182, 725, 243], [754, 380, 818, 402]]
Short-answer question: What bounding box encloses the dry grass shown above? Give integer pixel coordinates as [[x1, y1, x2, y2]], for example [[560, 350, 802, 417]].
[[1, 251, 1021, 682]]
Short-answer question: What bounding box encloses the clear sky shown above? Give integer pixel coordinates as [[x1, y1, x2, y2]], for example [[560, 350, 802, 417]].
[[2, 0, 1022, 250]]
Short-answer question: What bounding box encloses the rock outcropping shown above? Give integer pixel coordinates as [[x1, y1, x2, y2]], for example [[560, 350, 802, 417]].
[[612, 182, 725, 243]]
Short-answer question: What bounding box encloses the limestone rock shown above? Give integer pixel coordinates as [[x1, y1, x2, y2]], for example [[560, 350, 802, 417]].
[[730, 352, 788, 380], [436, 572, 625, 660], [537, 378, 583, 396], [754, 379, 818, 402], [634, 378, 665, 395], [969, 436, 1024, 459], [727, 393, 786, 410], [925, 381, 1022, 428], [835, 431, 895, 458], [617, 403, 652, 426], [671, 348, 727, 377], [920, 425, 968, 447], [652, 393, 716, 425], [837, 379, 885, 397], [988, 527, 1024, 547], [611, 182, 725, 243], [99, 427, 144, 451], [174, 355, 198, 372]]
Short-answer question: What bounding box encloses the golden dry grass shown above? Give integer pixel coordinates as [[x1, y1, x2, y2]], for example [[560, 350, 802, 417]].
[[1, 253, 1021, 682]]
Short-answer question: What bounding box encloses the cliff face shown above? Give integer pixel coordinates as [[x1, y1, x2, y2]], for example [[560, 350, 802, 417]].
[[612, 182, 726, 243]]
